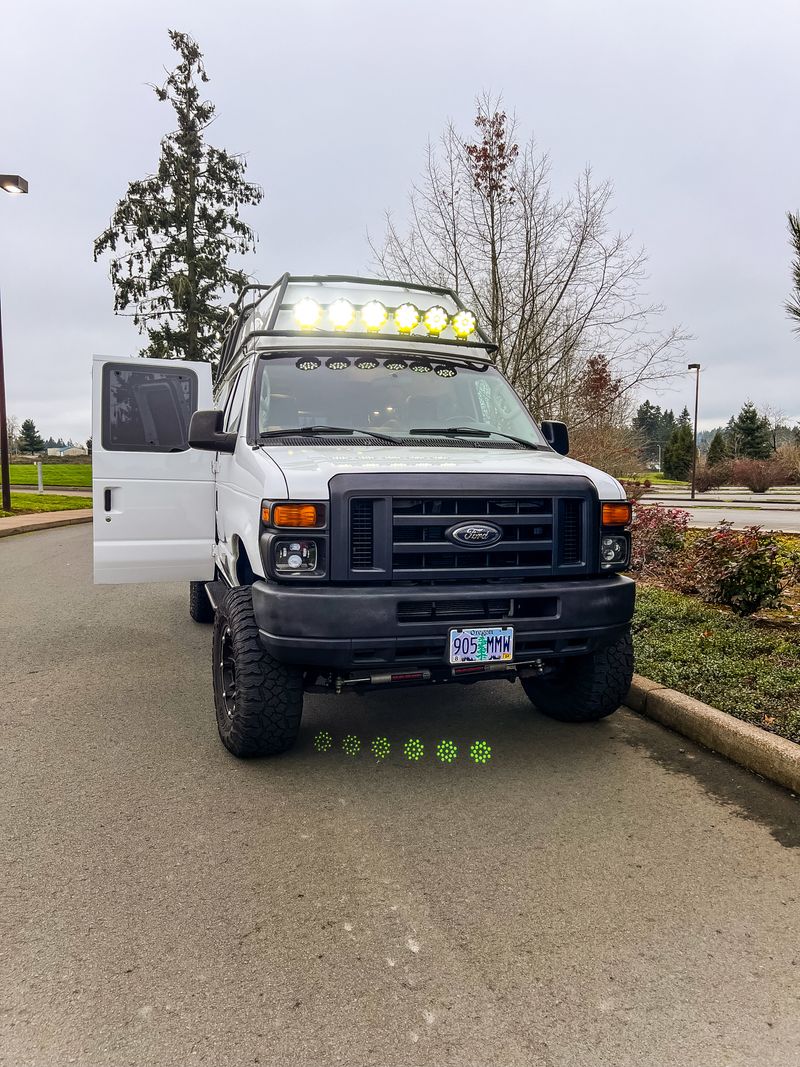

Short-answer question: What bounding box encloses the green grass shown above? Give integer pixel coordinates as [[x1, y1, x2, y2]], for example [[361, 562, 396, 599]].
[[8, 463, 92, 488], [633, 585, 800, 743], [1, 492, 92, 518], [633, 472, 689, 486]]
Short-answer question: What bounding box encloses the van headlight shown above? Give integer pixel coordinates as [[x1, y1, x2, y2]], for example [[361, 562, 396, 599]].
[[274, 539, 319, 573], [600, 535, 628, 568]]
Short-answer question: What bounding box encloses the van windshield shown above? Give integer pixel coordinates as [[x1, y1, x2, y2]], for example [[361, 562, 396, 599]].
[[254, 352, 547, 448]]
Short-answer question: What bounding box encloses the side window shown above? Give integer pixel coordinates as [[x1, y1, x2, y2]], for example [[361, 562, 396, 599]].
[[223, 366, 249, 434], [102, 364, 197, 452]]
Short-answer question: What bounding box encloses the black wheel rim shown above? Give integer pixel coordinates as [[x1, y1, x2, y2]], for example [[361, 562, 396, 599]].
[[219, 625, 237, 719]]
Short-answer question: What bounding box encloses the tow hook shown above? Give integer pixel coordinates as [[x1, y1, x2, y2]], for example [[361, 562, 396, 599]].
[[517, 659, 546, 678]]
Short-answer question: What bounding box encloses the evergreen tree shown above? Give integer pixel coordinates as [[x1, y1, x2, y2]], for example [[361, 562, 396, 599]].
[[730, 401, 772, 459], [663, 422, 695, 479], [678, 405, 692, 427], [706, 430, 729, 467], [19, 419, 45, 453], [94, 30, 263, 364]]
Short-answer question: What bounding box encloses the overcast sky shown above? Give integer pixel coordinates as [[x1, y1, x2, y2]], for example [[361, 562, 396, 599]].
[[1, 0, 798, 442]]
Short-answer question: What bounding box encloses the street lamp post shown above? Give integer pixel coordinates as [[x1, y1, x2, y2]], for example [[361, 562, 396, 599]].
[[0, 174, 29, 513], [688, 363, 701, 501]]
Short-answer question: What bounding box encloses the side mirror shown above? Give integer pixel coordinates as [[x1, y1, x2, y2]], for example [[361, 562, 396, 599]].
[[541, 420, 569, 456], [188, 410, 236, 454]]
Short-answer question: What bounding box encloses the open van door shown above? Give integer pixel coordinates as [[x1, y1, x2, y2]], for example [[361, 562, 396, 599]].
[[92, 355, 215, 583]]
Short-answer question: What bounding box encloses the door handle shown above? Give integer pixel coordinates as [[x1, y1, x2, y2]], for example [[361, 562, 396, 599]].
[[104, 488, 112, 512]]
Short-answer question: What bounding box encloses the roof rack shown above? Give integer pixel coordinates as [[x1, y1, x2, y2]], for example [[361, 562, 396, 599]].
[[216, 273, 496, 381]]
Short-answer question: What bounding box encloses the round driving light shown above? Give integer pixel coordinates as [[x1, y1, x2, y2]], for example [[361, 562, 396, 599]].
[[354, 357, 379, 370], [325, 356, 351, 370], [423, 305, 449, 335], [435, 365, 457, 378], [293, 298, 322, 329], [452, 310, 477, 339], [328, 299, 356, 330], [295, 356, 321, 371], [409, 360, 432, 374], [361, 300, 388, 332], [394, 303, 421, 333], [384, 359, 406, 371], [287, 554, 303, 569]]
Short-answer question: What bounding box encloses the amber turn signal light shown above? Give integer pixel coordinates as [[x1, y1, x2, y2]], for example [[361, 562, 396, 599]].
[[601, 502, 632, 526], [271, 504, 323, 528]]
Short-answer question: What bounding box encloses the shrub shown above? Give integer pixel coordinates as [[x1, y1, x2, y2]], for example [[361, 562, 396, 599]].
[[629, 503, 690, 574], [678, 522, 800, 616], [693, 460, 731, 493], [731, 457, 793, 493], [620, 478, 648, 501]]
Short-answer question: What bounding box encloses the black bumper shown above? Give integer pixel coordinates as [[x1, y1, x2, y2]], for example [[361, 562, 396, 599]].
[[249, 575, 635, 670]]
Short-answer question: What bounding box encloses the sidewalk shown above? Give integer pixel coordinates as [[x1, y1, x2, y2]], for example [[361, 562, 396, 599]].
[[0, 509, 93, 539]]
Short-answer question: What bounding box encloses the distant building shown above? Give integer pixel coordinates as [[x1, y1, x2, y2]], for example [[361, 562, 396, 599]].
[[47, 445, 88, 457]]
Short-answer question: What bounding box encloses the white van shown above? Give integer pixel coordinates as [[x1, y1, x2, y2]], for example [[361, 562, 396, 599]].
[[92, 275, 635, 757]]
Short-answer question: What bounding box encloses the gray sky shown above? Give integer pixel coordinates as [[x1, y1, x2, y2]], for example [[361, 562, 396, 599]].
[[1, 0, 798, 442]]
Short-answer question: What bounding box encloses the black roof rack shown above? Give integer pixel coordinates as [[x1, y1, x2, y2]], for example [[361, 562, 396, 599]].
[[216, 273, 496, 381]]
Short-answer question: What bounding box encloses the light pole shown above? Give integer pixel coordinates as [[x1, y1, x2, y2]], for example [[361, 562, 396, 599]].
[[0, 174, 29, 513], [688, 362, 700, 501]]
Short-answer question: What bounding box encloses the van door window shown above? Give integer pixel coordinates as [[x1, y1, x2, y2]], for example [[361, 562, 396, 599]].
[[101, 364, 197, 452]]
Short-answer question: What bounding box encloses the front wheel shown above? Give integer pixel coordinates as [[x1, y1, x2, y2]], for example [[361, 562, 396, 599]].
[[520, 629, 633, 722], [212, 586, 304, 757], [189, 580, 215, 624]]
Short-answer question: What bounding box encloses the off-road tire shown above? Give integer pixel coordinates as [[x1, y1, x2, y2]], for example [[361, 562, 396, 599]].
[[212, 586, 303, 758], [189, 580, 215, 624], [520, 628, 633, 723]]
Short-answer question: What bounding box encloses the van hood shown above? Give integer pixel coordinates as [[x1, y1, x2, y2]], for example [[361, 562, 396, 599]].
[[261, 444, 624, 500]]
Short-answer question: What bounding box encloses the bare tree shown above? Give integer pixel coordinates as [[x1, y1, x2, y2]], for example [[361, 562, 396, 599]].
[[370, 95, 687, 421], [787, 211, 800, 331]]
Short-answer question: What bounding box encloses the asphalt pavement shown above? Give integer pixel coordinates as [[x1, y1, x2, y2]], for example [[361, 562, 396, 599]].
[[640, 490, 800, 532], [2, 526, 799, 1067]]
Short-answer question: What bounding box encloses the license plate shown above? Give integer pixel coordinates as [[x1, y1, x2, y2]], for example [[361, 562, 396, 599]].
[[449, 626, 514, 665]]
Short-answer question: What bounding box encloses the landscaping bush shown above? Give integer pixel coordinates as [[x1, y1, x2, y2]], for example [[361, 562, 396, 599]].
[[629, 503, 690, 574], [730, 457, 793, 493], [693, 460, 731, 493], [678, 522, 800, 616], [620, 478, 649, 501]]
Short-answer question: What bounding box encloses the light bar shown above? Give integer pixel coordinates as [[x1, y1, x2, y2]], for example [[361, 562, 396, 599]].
[[286, 299, 481, 341]]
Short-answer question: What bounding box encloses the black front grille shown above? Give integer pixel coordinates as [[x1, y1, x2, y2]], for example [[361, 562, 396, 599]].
[[350, 498, 374, 568], [332, 475, 596, 583]]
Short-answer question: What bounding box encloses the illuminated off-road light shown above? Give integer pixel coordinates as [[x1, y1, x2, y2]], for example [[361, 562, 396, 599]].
[[423, 305, 449, 335], [355, 357, 379, 371], [314, 730, 333, 752], [394, 303, 421, 333], [470, 740, 492, 764], [296, 356, 321, 371], [384, 359, 406, 371], [436, 740, 458, 764], [371, 736, 391, 760], [342, 734, 361, 757], [435, 365, 457, 379], [325, 356, 351, 370], [404, 738, 424, 762], [409, 360, 432, 374], [452, 310, 477, 339], [294, 298, 322, 329], [329, 299, 356, 330], [361, 300, 388, 332]]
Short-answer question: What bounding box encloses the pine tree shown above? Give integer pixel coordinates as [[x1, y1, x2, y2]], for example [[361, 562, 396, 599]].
[[94, 30, 263, 365], [706, 430, 729, 467], [678, 406, 692, 427], [19, 419, 45, 453], [663, 422, 695, 479], [731, 402, 772, 459]]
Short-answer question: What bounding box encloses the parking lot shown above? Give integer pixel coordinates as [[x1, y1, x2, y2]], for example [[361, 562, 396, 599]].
[[2, 525, 799, 1067]]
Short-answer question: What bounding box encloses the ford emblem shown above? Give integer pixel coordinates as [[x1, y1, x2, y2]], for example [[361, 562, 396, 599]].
[[445, 521, 503, 548]]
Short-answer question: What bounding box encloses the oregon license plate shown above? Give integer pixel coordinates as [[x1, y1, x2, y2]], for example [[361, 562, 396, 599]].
[[449, 626, 514, 665]]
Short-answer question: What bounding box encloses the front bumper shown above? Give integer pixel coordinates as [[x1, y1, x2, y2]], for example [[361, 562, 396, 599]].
[[249, 574, 635, 670]]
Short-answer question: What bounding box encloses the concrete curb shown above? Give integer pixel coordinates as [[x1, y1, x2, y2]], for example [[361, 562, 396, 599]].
[[0, 511, 93, 538], [627, 674, 800, 794]]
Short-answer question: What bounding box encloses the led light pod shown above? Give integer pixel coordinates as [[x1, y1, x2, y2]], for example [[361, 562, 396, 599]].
[[452, 310, 477, 339], [361, 300, 388, 332], [328, 299, 356, 330], [394, 303, 421, 333], [293, 298, 322, 329], [423, 305, 449, 335]]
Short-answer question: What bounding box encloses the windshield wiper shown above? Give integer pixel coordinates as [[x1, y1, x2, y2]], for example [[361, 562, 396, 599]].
[[258, 425, 400, 445], [408, 427, 543, 450]]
